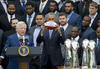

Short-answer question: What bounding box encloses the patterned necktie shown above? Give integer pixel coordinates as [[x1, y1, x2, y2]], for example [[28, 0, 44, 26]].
[[10, 15, 12, 22], [4, 1, 7, 6], [27, 15, 31, 29], [40, 3, 44, 13], [22, 2, 26, 12], [82, 3, 86, 14]]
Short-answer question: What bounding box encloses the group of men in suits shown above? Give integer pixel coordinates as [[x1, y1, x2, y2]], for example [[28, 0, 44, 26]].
[[1, 0, 100, 69]]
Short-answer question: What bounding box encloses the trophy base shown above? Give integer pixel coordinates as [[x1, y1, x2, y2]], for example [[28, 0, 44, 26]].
[[63, 66, 71, 69], [88, 68, 97, 69], [82, 66, 88, 69]]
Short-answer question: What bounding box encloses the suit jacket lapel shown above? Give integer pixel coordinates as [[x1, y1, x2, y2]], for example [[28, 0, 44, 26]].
[[45, 30, 49, 40], [14, 34, 21, 47]]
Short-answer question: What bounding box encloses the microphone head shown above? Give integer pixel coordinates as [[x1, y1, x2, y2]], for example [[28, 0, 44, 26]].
[[19, 37, 23, 42], [25, 36, 29, 45]]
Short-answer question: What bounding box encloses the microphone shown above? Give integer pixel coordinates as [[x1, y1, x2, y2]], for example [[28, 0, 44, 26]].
[[19, 36, 29, 45], [19, 37, 23, 44], [24, 36, 29, 45]]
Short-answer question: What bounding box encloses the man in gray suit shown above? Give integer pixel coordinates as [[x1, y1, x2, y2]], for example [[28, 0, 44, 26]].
[[59, 12, 73, 60], [28, 13, 45, 69], [59, 12, 73, 39]]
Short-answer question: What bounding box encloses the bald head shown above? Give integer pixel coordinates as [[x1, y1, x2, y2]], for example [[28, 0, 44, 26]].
[[71, 26, 79, 38]]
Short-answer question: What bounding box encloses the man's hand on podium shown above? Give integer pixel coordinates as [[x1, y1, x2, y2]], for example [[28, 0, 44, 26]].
[[0, 58, 3, 64], [32, 56, 38, 60]]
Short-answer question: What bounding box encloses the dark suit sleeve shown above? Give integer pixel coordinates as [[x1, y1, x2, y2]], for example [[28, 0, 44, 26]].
[[28, 36, 34, 46], [1, 36, 10, 56], [37, 33, 44, 44], [76, 15, 82, 30], [58, 28, 65, 44]]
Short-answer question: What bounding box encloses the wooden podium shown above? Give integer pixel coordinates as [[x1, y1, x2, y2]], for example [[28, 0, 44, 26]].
[[6, 47, 42, 69]]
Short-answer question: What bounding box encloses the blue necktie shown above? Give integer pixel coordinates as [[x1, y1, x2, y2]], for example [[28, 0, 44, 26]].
[[27, 15, 31, 29], [49, 30, 53, 39], [22, 2, 26, 12]]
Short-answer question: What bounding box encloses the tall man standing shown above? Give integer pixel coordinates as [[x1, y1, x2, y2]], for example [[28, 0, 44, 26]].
[[37, 13, 65, 69]]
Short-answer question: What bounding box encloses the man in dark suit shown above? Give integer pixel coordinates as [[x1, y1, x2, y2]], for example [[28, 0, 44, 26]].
[[64, 1, 82, 30], [37, 13, 65, 69], [0, 21, 33, 69], [36, 0, 50, 14], [22, 2, 36, 31], [92, 27, 100, 69], [80, 16, 96, 41], [1, 18, 18, 69], [48, 1, 59, 15], [69, 26, 82, 68], [0, 2, 21, 32], [58, 0, 66, 12], [2, 18, 19, 50], [88, 2, 100, 30], [14, 0, 27, 16], [77, 0, 92, 18], [0, 0, 8, 16], [72, 26, 82, 66]]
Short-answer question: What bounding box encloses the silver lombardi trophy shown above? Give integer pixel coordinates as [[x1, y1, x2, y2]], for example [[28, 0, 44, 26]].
[[64, 39, 72, 69], [82, 39, 89, 69], [71, 40, 79, 69], [88, 40, 97, 69]]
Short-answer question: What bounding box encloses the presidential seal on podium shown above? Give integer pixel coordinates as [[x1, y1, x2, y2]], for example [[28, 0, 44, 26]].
[[18, 45, 30, 56]]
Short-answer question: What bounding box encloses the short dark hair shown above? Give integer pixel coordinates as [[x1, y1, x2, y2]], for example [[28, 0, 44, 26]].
[[49, 1, 58, 6], [72, 26, 79, 32], [7, 2, 15, 8], [96, 26, 100, 31], [10, 18, 19, 24], [26, 2, 35, 8], [36, 13, 45, 18], [65, 1, 74, 7], [59, 12, 67, 18]]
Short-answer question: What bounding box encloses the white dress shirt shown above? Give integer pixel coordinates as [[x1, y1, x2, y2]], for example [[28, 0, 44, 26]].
[[26, 12, 35, 28], [0, 0, 8, 13], [39, 0, 48, 13], [7, 13, 15, 23], [71, 36, 80, 42], [33, 26, 42, 47], [89, 12, 98, 27], [60, 23, 68, 31], [58, 1, 66, 10]]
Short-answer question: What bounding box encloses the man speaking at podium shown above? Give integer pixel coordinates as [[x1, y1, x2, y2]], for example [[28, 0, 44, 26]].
[[0, 21, 33, 69]]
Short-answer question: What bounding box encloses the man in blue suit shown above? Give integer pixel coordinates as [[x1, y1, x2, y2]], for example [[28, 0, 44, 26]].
[[0, 21, 33, 69], [64, 1, 82, 30], [80, 16, 96, 41], [92, 27, 100, 69]]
